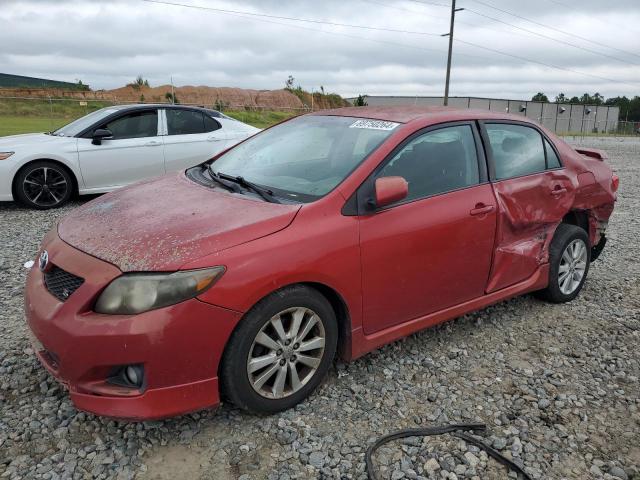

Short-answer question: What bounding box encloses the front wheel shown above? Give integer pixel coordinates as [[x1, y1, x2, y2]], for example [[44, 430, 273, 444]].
[[221, 285, 338, 413], [537, 224, 590, 303], [14, 161, 73, 209]]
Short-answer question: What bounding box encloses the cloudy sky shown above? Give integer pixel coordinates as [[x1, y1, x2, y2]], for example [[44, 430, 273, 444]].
[[2, 0, 639, 100]]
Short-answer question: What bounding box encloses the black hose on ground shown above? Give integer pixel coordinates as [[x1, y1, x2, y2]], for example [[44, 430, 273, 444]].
[[365, 422, 532, 480]]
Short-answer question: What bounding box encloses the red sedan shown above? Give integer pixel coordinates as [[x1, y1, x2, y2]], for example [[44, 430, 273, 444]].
[[25, 107, 617, 420]]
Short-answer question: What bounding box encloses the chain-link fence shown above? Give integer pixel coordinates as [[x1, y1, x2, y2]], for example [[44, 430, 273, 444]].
[[1, 95, 638, 137], [0, 96, 312, 136]]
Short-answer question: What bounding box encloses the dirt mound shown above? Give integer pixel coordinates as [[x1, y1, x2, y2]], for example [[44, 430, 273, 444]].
[[106, 85, 305, 110]]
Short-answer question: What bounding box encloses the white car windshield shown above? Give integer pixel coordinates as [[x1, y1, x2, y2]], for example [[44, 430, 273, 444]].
[[52, 107, 120, 137], [210, 115, 398, 202]]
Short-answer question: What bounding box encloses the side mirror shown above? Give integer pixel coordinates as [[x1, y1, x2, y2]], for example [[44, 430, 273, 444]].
[[91, 128, 113, 145], [374, 176, 408, 208]]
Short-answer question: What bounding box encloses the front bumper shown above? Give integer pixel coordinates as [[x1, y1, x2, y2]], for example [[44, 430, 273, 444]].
[[25, 230, 242, 420]]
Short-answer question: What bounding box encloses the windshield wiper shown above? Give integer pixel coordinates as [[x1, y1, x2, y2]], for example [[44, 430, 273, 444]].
[[205, 164, 241, 193], [216, 171, 281, 204]]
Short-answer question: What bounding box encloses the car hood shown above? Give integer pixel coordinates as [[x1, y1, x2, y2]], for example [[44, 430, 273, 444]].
[[0, 133, 71, 148], [58, 173, 301, 272]]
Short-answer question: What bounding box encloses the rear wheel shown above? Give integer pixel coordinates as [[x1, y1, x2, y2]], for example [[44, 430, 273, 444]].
[[14, 161, 73, 209], [537, 224, 590, 303], [221, 285, 337, 413]]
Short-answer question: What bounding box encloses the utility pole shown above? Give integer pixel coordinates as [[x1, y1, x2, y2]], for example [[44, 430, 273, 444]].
[[442, 0, 464, 106]]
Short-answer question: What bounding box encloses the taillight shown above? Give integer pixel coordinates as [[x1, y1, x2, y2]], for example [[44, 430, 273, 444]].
[[612, 175, 619, 192]]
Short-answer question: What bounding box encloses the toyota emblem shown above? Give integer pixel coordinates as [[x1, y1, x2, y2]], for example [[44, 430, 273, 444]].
[[38, 250, 49, 272]]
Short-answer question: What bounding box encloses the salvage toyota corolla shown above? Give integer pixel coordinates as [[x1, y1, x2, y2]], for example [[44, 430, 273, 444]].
[[25, 107, 617, 420]]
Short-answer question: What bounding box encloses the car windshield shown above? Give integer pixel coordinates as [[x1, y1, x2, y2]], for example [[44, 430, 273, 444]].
[[209, 115, 398, 202], [52, 107, 120, 137]]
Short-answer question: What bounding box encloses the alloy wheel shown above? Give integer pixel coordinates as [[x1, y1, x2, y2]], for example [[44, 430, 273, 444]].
[[558, 238, 588, 295], [22, 167, 68, 207], [247, 307, 326, 399]]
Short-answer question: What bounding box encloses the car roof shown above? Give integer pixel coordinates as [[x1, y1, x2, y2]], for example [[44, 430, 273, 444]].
[[310, 106, 535, 125], [110, 104, 220, 114]]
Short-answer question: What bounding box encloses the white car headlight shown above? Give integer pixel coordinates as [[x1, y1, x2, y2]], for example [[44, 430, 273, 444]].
[[95, 267, 225, 315], [0, 152, 15, 160]]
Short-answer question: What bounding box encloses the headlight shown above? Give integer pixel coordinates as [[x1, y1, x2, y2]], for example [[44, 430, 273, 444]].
[[0, 152, 14, 160], [94, 267, 225, 315]]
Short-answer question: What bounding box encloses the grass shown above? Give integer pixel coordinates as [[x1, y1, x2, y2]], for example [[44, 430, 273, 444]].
[[0, 116, 71, 136], [0, 96, 299, 136], [224, 110, 298, 129]]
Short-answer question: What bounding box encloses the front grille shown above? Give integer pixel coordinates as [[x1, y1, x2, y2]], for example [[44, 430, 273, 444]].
[[44, 266, 84, 302]]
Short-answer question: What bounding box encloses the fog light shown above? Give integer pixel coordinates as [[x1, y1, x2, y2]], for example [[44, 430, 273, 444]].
[[109, 364, 145, 389], [125, 365, 142, 386]]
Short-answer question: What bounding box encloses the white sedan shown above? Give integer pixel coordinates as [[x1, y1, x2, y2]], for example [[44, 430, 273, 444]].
[[0, 104, 260, 209]]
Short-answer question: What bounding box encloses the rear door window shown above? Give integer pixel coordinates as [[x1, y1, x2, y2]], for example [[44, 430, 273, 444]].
[[166, 109, 207, 135], [485, 124, 546, 180], [544, 138, 562, 168], [204, 115, 221, 132]]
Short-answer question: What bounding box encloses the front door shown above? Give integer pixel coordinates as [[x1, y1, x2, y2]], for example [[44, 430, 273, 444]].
[[77, 108, 165, 190], [359, 123, 497, 335], [161, 109, 229, 172], [481, 122, 574, 292]]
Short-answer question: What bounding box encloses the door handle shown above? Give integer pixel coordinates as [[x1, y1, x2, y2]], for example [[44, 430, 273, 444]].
[[207, 137, 222, 142], [145, 140, 162, 147], [470, 203, 495, 216], [550, 186, 567, 195]]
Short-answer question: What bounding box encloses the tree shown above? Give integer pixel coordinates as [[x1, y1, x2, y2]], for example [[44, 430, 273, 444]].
[[531, 92, 549, 102], [569, 96, 580, 104], [555, 93, 566, 103], [320, 85, 325, 95], [128, 75, 150, 91], [353, 94, 368, 107], [285, 75, 295, 90], [165, 92, 178, 104], [580, 93, 593, 104]]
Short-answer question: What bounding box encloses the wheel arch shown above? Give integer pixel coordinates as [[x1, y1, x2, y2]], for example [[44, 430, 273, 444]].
[[219, 281, 353, 381], [301, 281, 353, 361], [12, 158, 80, 199], [561, 209, 590, 241]]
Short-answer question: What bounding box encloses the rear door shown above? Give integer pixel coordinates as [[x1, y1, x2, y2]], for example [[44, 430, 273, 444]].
[[161, 108, 228, 172], [481, 121, 573, 292], [358, 122, 497, 334], [77, 108, 165, 189]]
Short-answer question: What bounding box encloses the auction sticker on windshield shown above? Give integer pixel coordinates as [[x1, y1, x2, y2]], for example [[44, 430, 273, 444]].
[[349, 119, 400, 130]]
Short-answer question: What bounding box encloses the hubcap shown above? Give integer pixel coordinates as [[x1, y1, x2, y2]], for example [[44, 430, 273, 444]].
[[22, 167, 68, 207], [247, 307, 326, 399], [558, 239, 588, 295]]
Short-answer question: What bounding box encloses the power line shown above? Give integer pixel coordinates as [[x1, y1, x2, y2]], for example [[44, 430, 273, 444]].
[[361, 0, 534, 40], [143, 0, 638, 89], [459, 3, 640, 66], [541, 0, 640, 37], [466, 0, 640, 61], [142, 0, 441, 36], [455, 38, 638, 88], [142, 0, 494, 62]]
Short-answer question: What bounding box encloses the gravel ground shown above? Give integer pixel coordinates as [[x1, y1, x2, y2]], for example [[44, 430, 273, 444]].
[[0, 136, 638, 480]]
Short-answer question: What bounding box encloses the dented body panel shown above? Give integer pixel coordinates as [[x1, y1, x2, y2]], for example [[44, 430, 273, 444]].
[[26, 107, 617, 420]]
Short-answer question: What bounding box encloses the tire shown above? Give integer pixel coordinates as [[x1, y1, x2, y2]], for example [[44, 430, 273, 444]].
[[14, 161, 73, 209], [221, 285, 338, 414], [536, 223, 590, 303]]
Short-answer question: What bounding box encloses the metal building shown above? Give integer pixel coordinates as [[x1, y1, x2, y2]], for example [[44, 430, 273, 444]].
[[346, 96, 620, 134]]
